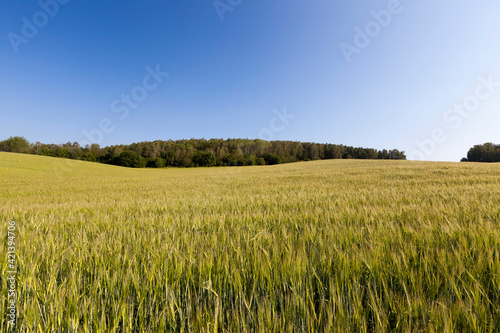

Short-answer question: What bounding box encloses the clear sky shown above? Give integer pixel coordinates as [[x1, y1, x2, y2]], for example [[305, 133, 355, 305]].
[[1, 0, 500, 161]]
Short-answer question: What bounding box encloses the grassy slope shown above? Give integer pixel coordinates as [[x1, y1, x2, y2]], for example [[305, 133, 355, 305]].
[[1, 152, 499, 332]]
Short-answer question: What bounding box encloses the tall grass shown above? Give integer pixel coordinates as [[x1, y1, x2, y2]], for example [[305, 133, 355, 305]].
[[1, 152, 499, 332]]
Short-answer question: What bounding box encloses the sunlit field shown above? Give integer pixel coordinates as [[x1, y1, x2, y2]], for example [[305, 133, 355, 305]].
[[1, 152, 499, 332]]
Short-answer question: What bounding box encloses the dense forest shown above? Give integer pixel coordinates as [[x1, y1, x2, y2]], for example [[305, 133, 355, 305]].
[[0, 136, 406, 168], [462, 142, 500, 162]]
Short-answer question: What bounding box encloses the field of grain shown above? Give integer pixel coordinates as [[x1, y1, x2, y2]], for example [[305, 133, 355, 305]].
[[1, 152, 499, 332]]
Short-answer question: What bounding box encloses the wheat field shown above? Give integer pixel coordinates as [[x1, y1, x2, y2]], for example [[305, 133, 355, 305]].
[[1, 152, 499, 332]]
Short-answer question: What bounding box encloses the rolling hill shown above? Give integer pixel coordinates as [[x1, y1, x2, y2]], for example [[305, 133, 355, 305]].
[[1, 152, 499, 331]]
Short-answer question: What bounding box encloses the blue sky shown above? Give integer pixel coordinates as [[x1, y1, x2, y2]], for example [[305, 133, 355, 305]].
[[1, 0, 500, 161]]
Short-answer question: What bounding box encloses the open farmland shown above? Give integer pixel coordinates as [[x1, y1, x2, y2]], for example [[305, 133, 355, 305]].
[[1, 152, 499, 332]]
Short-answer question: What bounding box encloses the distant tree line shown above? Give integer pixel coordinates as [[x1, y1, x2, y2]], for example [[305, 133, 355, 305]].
[[0, 136, 406, 168], [462, 143, 500, 163]]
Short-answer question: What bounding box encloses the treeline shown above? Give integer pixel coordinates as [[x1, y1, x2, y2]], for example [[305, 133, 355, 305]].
[[0, 136, 406, 168], [462, 142, 500, 162]]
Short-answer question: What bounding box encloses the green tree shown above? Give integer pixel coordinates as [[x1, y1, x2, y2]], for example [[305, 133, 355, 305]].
[[263, 153, 282, 165], [0, 136, 31, 153], [255, 157, 266, 165], [193, 151, 216, 167], [467, 143, 500, 162], [115, 151, 147, 168], [388, 149, 406, 160]]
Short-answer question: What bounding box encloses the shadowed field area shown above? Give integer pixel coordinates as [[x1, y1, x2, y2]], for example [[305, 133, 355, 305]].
[[1, 152, 499, 332]]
